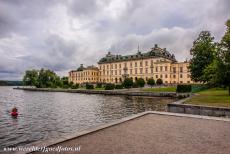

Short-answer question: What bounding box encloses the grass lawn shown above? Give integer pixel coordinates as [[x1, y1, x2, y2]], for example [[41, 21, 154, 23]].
[[185, 88, 230, 107], [143, 86, 176, 92]]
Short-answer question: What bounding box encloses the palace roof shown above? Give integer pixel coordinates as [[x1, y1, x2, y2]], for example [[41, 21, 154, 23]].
[[98, 44, 177, 64]]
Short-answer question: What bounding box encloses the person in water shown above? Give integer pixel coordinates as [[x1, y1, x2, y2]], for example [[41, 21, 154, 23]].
[[11, 107, 18, 117]]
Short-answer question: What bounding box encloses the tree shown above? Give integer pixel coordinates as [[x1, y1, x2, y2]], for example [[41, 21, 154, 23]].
[[156, 78, 163, 85], [189, 31, 216, 83], [147, 78, 155, 88], [122, 78, 133, 89], [136, 78, 145, 87], [218, 20, 230, 95], [36, 68, 59, 88], [23, 70, 38, 86]]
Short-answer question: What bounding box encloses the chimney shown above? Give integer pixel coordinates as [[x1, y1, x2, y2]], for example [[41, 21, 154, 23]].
[[154, 44, 158, 48]]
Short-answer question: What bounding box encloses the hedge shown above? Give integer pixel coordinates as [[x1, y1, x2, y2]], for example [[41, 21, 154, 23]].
[[115, 84, 123, 89], [176, 84, 192, 93], [105, 83, 115, 90], [86, 84, 94, 89]]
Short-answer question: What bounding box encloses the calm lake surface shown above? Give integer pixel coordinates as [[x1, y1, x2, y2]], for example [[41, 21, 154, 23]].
[[0, 86, 176, 148]]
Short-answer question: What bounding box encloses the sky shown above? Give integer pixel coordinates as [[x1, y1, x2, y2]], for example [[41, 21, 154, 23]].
[[0, 0, 229, 80]]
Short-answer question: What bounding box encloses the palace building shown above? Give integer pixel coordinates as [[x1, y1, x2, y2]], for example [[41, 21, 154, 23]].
[[69, 44, 194, 84]]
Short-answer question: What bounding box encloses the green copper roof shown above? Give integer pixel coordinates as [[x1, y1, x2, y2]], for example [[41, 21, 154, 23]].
[[98, 45, 177, 64]]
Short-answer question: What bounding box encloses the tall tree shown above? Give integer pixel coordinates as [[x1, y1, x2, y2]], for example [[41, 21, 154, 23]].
[[189, 31, 216, 83], [218, 20, 230, 95], [23, 70, 38, 86]]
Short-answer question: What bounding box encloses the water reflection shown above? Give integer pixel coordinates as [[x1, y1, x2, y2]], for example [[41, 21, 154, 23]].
[[0, 87, 176, 148]]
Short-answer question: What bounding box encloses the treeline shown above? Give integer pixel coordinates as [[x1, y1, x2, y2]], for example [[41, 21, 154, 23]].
[[23, 68, 79, 89], [0, 80, 23, 86], [189, 19, 230, 95]]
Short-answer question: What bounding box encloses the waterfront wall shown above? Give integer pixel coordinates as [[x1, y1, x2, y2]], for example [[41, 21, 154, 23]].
[[168, 103, 230, 117], [14, 87, 176, 97]]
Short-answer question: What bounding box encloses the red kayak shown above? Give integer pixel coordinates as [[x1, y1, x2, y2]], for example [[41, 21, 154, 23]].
[[11, 112, 18, 117]]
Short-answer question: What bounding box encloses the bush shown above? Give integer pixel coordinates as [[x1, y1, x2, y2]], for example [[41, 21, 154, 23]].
[[105, 83, 115, 90], [71, 83, 79, 89], [136, 78, 145, 87], [176, 84, 192, 93], [86, 84, 94, 89], [122, 78, 133, 88], [132, 82, 139, 88], [156, 78, 163, 85], [147, 78, 155, 87], [115, 84, 123, 89], [96, 83, 102, 88]]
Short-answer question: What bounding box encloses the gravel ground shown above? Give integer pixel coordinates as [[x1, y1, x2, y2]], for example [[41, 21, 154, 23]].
[[32, 114, 230, 154]]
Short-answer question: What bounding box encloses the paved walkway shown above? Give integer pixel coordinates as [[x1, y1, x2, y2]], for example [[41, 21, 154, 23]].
[[31, 112, 230, 154]]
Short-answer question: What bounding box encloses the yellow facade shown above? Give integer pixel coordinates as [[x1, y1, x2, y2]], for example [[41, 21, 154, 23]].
[[69, 65, 99, 84], [69, 45, 194, 84]]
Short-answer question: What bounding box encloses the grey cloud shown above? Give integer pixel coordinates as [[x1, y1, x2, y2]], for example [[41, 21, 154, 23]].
[[0, 0, 230, 80]]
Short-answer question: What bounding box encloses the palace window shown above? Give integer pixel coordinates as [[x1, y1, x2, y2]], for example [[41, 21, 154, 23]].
[[160, 66, 163, 71], [135, 68, 137, 74], [130, 62, 132, 67], [156, 75, 158, 78], [119, 64, 121, 68], [115, 70, 117, 75], [111, 70, 113, 75], [156, 67, 158, 72], [140, 61, 143, 67], [140, 68, 143, 74], [180, 67, 183, 73], [145, 61, 148, 66], [130, 69, 132, 75], [125, 63, 127, 67], [165, 66, 168, 71], [151, 68, 153, 73], [119, 70, 121, 75], [135, 62, 137, 67], [151, 60, 153, 66], [107, 65, 109, 69], [160, 74, 162, 78], [165, 74, 168, 78], [180, 74, 183, 78], [145, 68, 148, 74], [111, 64, 113, 69], [115, 64, 117, 69], [173, 67, 176, 73], [173, 75, 176, 78]]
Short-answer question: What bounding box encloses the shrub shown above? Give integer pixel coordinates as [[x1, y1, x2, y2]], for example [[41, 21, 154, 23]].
[[156, 78, 163, 85], [176, 84, 192, 93], [115, 84, 123, 89], [122, 78, 133, 88], [105, 83, 115, 90], [86, 84, 94, 89], [71, 83, 79, 89], [136, 78, 145, 87], [147, 78, 155, 87], [96, 83, 102, 88], [132, 82, 139, 88]]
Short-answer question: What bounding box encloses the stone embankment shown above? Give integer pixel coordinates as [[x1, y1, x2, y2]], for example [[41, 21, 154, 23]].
[[14, 87, 176, 97]]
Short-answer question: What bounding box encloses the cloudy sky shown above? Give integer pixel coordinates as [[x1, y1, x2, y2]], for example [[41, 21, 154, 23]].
[[0, 0, 229, 80]]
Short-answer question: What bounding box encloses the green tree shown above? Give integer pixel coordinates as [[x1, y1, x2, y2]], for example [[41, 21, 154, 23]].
[[136, 78, 145, 87], [156, 78, 163, 85], [36, 68, 59, 88], [147, 78, 155, 88], [218, 20, 230, 95], [23, 69, 38, 86], [122, 78, 133, 89], [189, 31, 216, 83]]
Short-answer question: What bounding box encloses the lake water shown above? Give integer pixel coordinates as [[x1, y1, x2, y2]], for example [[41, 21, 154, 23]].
[[0, 86, 176, 148]]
